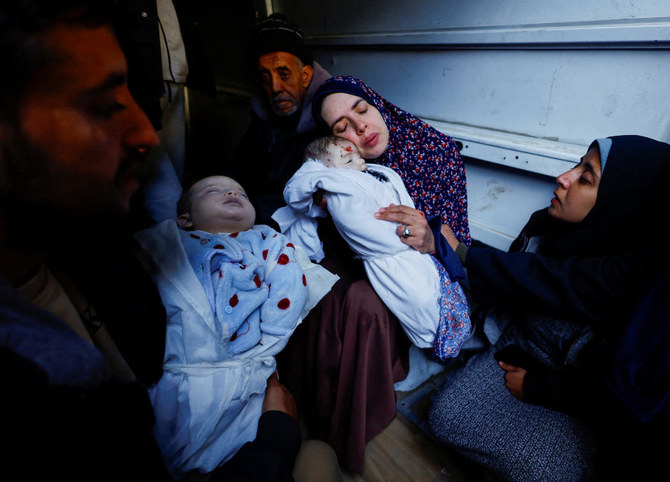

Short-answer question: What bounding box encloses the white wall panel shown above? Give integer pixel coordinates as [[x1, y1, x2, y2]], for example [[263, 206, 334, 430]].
[[268, 0, 670, 247], [465, 163, 555, 251], [315, 49, 670, 148], [275, 0, 670, 36]]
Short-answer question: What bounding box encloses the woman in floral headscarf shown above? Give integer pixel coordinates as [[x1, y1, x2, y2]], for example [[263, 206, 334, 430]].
[[274, 76, 471, 473], [313, 75, 470, 247]]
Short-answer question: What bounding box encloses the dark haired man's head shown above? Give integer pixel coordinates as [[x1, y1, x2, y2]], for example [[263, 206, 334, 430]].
[[0, 0, 115, 121], [0, 0, 158, 259]]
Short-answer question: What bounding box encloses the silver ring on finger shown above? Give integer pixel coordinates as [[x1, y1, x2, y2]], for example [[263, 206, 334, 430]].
[[402, 225, 411, 238]]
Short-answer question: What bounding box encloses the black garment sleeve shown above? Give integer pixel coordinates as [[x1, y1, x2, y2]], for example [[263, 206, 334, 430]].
[[209, 411, 302, 482], [466, 247, 636, 323], [523, 362, 611, 418], [427, 216, 466, 283], [523, 365, 587, 415]]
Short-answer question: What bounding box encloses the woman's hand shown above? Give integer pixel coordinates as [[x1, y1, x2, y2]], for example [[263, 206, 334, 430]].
[[374, 203, 436, 253], [498, 361, 527, 401], [440, 223, 460, 252], [263, 371, 298, 420]]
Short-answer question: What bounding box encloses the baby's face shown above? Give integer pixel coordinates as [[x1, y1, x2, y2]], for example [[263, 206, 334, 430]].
[[325, 140, 367, 171], [185, 176, 256, 233]]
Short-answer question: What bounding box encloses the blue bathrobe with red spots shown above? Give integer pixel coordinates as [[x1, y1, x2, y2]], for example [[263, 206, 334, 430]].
[[135, 221, 332, 476]]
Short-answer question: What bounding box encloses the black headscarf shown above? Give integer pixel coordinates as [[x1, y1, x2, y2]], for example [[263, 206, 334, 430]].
[[516, 135, 670, 260]]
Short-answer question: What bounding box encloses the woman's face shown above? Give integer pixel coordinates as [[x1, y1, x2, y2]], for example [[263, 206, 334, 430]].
[[549, 147, 602, 223], [320, 92, 389, 159]]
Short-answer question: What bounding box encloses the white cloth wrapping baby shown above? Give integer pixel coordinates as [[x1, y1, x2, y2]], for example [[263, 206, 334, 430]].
[[134, 220, 338, 476], [273, 160, 442, 348]]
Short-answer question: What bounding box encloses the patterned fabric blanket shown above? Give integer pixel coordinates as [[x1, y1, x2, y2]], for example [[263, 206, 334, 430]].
[[180, 227, 307, 355]]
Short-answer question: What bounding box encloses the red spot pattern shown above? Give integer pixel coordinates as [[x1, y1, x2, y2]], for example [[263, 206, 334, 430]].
[[190, 234, 201, 239], [229, 232, 239, 238], [209, 231, 308, 345]]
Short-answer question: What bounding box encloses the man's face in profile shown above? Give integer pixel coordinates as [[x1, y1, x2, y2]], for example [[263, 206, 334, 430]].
[[0, 23, 158, 248]]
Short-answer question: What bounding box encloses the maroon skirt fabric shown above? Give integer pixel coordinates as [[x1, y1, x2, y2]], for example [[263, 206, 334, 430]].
[[277, 255, 410, 473]]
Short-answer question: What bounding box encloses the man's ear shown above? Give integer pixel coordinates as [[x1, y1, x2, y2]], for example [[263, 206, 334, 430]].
[[177, 213, 194, 230], [301, 64, 314, 89]]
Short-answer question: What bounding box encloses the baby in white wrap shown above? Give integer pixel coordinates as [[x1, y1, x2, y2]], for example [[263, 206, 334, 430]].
[[134, 175, 337, 476], [273, 137, 470, 355]]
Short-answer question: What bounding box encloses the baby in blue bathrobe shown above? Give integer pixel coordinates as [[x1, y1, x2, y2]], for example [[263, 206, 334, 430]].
[[176, 175, 309, 355], [135, 175, 336, 476]]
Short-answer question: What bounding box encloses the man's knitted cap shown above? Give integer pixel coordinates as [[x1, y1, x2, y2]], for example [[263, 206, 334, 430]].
[[252, 13, 313, 66]]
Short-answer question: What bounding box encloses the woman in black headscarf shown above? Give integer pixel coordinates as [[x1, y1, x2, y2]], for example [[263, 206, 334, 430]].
[[380, 135, 670, 480]]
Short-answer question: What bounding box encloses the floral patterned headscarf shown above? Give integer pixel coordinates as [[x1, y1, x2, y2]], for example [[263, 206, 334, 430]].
[[314, 76, 471, 245]]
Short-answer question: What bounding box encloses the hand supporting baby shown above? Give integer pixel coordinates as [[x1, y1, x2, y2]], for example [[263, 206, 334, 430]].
[[374, 203, 436, 253], [263, 371, 299, 420]]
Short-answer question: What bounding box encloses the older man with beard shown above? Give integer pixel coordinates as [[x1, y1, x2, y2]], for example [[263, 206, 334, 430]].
[[228, 13, 331, 228]]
